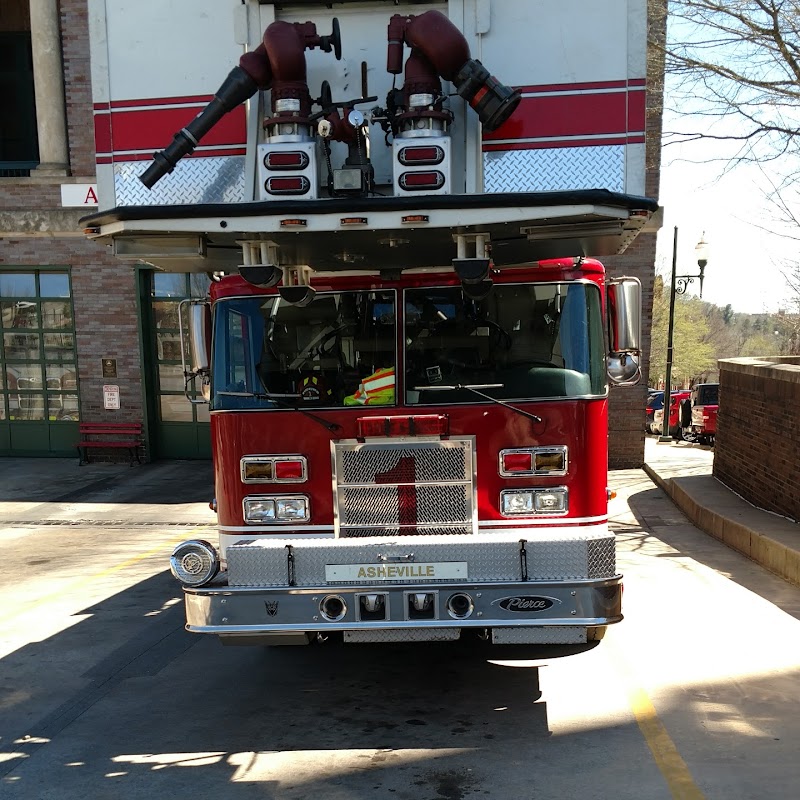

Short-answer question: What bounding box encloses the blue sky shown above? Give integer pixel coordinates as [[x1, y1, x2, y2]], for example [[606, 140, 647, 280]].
[[656, 124, 794, 315]]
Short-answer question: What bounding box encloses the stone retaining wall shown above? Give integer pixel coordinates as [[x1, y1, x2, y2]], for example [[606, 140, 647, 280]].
[[715, 357, 800, 522]]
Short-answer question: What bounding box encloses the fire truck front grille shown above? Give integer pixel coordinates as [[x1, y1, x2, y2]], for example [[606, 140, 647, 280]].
[[333, 439, 475, 538]]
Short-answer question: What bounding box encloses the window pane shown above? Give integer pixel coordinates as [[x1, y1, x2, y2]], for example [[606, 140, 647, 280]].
[[0, 273, 35, 297], [405, 283, 604, 403], [156, 330, 187, 362], [196, 402, 210, 423], [39, 273, 70, 298], [41, 301, 73, 330], [48, 394, 79, 421], [152, 273, 186, 298], [10, 393, 45, 420], [158, 363, 185, 392], [43, 333, 75, 360], [0, 396, 6, 420], [160, 394, 193, 421], [7, 364, 43, 389], [3, 332, 40, 359], [189, 273, 212, 298], [1, 301, 38, 329], [45, 364, 78, 389], [152, 301, 181, 329]]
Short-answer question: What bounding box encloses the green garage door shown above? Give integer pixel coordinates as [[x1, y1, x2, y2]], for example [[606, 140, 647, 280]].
[[0, 270, 79, 456], [144, 272, 211, 459]]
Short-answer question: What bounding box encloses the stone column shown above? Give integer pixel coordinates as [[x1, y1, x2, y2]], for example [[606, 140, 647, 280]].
[[29, 0, 70, 175]]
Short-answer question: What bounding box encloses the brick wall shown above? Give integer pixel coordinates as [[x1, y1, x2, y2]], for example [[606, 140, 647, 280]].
[[714, 357, 800, 522], [61, 0, 95, 177], [3, 238, 144, 424], [1, 0, 144, 460], [605, 0, 665, 469]]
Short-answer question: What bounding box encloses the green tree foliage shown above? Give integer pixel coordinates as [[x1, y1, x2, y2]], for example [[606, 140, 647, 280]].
[[648, 277, 797, 385], [649, 276, 716, 385]]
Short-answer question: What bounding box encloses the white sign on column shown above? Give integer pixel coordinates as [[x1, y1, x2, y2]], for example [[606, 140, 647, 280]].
[[103, 384, 120, 410], [61, 184, 99, 206]]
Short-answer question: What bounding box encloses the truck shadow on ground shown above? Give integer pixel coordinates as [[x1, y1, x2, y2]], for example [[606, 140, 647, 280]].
[[1, 570, 555, 800]]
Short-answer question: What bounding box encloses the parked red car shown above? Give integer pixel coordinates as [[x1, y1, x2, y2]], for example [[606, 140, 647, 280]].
[[681, 383, 719, 445], [651, 390, 691, 438]]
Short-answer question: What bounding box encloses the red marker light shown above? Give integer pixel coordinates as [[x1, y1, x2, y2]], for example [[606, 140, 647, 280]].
[[265, 176, 310, 195], [275, 459, 306, 481], [398, 145, 445, 166], [264, 151, 310, 170], [501, 452, 533, 474], [358, 415, 449, 438], [399, 171, 445, 190]]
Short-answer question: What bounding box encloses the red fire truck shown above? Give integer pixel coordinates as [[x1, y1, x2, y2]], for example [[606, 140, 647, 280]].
[[83, 2, 657, 651]]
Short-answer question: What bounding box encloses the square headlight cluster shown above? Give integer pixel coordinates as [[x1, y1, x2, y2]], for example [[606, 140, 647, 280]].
[[243, 495, 310, 524], [500, 487, 568, 516]]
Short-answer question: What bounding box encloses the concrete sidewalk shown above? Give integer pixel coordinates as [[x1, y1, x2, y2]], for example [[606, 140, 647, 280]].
[[0, 457, 216, 527], [643, 437, 800, 588]]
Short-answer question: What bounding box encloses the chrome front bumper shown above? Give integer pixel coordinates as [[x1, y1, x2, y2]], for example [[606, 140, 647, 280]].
[[183, 575, 622, 642]]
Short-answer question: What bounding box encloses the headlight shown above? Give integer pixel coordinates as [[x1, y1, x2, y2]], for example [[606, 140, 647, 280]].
[[243, 495, 310, 524], [243, 498, 276, 522], [276, 497, 309, 520], [501, 487, 568, 516], [170, 540, 220, 587]]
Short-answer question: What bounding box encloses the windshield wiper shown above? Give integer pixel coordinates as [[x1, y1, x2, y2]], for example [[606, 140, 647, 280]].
[[216, 391, 341, 432], [414, 384, 543, 424]]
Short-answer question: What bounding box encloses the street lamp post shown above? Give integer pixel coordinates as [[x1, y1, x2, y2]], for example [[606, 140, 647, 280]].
[[659, 227, 709, 442]]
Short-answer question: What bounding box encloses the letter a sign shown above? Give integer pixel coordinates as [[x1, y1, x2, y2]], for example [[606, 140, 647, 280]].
[[61, 184, 99, 207]]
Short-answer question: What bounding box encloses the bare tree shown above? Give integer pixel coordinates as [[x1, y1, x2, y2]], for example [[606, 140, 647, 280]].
[[655, 1, 800, 166]]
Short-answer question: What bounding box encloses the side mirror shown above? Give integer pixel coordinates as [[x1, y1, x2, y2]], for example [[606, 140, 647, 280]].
[[189, 303, 211, 372], [606, 277, 642, 386], [178, 300, 211, 404]]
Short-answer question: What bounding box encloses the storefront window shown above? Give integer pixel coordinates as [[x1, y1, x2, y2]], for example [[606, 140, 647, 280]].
[[150, 273, 210, 424], [0, 270, 79, 422]]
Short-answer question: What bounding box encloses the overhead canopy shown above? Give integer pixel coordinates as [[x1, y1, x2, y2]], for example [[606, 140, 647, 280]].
[[81, 189, 660, 274]]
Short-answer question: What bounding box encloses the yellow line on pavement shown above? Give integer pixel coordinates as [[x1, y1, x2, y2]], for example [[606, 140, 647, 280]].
[[607, 633, 706, 799], [4, 525, 210, 625], [627, 684, 706, 800]]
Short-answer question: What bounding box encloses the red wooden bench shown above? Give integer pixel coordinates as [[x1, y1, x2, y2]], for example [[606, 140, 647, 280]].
[[77, 422, 143, 465]]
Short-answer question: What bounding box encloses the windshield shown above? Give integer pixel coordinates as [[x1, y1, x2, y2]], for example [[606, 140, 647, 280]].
[[405, 283, 605, 403], [212, 291, 396, 410]]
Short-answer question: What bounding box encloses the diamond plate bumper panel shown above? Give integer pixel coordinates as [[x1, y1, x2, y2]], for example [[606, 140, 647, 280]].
[[491, 626, 587, 644], [343, 628, 460, 643], [226, 530, 615, 587]]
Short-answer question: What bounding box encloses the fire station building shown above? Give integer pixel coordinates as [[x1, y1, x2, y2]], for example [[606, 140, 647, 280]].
[[0, 0, 664, 466]]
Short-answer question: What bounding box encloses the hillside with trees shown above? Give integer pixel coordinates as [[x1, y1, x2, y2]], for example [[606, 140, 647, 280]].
[[647, 275, 799, 388]]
